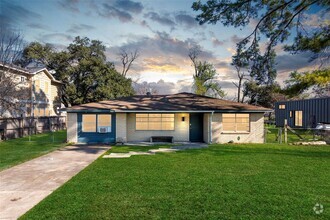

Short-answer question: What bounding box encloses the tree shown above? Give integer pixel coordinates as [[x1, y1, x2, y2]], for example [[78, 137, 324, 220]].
[[283, 69, 330, 98], [192, 0, 329, 69], [243, 81, 282, 108], [0, 27, 29, 117], [118, 49, 139, 77], [231, 45, 249, 102], [189, 47, 225, 97], [20, 37, 135, 106]]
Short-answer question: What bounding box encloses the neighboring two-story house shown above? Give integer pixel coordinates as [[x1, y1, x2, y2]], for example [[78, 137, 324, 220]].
[[0, 63, 63, 118]]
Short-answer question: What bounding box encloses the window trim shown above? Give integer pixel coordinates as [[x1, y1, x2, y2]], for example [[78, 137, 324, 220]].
[[135, 113, 175, 131]]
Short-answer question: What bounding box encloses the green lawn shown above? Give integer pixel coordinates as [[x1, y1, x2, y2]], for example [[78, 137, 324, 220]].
[[0, 130, 67, 171], [21, 143, 330, 219]]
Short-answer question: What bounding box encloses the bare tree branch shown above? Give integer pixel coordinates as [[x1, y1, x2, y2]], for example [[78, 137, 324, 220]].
[[118, 49, 139, 77]]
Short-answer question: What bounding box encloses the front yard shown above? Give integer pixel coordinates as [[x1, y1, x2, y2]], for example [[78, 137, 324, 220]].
[[21, 143, 330, 219], [0, 130, 67, 171]]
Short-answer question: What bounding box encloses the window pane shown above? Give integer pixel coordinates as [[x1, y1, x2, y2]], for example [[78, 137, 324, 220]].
[[162, 114, 174, 118], [149, 122, 162, 130], [137, 114, 148, 118], [162, 122, 174, 130], [237, 123, 249, 131], [136, 122, 148, 130], [82, 114, 96, 132], [223, 124, 235, 131], [98, 115, 111, 127], [149, 114, 161, 118]]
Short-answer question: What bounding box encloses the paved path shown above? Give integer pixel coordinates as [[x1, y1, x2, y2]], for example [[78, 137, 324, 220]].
[[0, 145, 110, 220], [103, 143, 208, 158]]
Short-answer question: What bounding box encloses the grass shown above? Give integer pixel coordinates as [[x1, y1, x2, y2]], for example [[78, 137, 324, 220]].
[[21, 143, 330, 219], [0, 130, 67, 171], [265, 125, 321, 143]]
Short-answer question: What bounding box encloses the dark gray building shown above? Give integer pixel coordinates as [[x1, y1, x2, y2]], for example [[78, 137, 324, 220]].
[[275, 97, 330, 128]]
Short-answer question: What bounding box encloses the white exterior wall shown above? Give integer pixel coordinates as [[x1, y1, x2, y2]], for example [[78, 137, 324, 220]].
[[203, 113, 210, 143], [211, 113, 264, 143], [116, 113, 127, 142], [67, 113, 77, 143], [126, 113, 189, 142]]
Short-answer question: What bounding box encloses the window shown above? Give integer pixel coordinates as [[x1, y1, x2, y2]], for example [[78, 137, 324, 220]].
[[279, 104, 285, 109], [289, 111, 293, 118], [21, 77, 25, 82], [223, 114, 250, 132], [295, 111, 303, 126], [136, 114, 174, 130], [45, 82, 49, 95], [82, 114, 96, 132], [98, 115, 111, 127], [34, 80, 40, 92]]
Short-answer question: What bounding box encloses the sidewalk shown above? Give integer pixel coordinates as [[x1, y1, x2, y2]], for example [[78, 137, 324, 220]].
[[0, 145, 110, 220]]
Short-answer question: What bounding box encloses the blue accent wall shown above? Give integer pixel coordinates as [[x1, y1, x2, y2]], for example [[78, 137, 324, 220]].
[[77, 113, 116, 144]]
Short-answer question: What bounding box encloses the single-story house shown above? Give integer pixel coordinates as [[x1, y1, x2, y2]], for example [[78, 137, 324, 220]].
[[275, 97, 330, 128], [64, 93, 270, 144]]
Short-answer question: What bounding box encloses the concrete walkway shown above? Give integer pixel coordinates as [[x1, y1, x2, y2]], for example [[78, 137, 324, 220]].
[[103, 143, 208, 158], [0, 145, 110, 220]]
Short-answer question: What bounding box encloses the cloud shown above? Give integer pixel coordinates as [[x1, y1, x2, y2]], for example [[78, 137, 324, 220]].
[[144, 12, 175, 27], [134, 79, 193, 95], [212, 37, 225, 47], [0, 1, 42, 28], [99, 3, 133, 22], [26, 23, 49, 30], [114, 0, 143, 14], [275, 52, 314, 72], [106, 31, 216, 80], [67, 24, 95, 33], [175, 13, 198, 28], [230, 35, 245, 44], [57, 0, 80, 13], [38, 33, 74, 44]]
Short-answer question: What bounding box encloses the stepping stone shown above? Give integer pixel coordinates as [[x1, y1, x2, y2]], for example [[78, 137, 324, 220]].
[[148, 148, 179, 153], [103, 153, 131, 158]]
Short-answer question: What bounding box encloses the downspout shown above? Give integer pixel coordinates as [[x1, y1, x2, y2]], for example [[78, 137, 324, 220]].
[[209, 111, 214, 144]]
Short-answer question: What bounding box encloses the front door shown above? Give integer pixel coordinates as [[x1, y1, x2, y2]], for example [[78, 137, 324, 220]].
[[189, 113, 203, 142]]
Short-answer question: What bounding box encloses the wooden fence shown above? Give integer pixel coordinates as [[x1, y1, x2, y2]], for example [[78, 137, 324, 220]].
[[0, 116, 66, 141]]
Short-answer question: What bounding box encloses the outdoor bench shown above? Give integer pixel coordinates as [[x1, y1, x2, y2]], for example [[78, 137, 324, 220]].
[[150, 136, 174, 143]]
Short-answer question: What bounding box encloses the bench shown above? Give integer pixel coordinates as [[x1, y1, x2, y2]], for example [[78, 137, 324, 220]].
[[150, 136, 174, 143]]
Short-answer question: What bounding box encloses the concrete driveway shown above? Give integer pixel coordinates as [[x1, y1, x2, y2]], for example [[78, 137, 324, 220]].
[[0, 145, 111, 220]]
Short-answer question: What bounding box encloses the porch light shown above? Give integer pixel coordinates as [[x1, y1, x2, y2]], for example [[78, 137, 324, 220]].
[[182, 116, 185, 122]]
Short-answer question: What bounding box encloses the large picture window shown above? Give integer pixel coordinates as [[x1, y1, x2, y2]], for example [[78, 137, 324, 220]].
[[136, 114, 174, 130], [223, 113, 250, 132], [295, 111, 303, 126]]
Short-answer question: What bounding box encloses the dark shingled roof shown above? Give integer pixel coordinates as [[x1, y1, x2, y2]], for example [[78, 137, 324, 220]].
[[65, 93, 271, 113]]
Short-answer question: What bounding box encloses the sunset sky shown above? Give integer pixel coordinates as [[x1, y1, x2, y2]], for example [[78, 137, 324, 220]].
[[0, 0, 323, 97]]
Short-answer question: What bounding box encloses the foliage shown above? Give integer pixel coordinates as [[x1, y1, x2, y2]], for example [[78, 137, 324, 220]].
[[21, 144, 330, 219], [243, 81, 282, 108], [0, 130, 66, 171], [189, 47, 225, 98], [0, 27, 29, 117], [19, 37, 135, 106], [192, 0, 329, 64], [283, 68, 330, 98]]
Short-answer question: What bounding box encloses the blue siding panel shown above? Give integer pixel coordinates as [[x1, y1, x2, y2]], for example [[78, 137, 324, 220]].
[[275, 97, 330, 128], [77, 113, 116, 144]]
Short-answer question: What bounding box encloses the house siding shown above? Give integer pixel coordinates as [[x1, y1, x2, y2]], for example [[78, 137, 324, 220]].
[[126, 113, 189, 142], [211, 113, 264, 143], [203, 113, 210, 143], [67, 113, 77, 143], [116, 113, 127, 142], [275, 98, 330, 128]]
